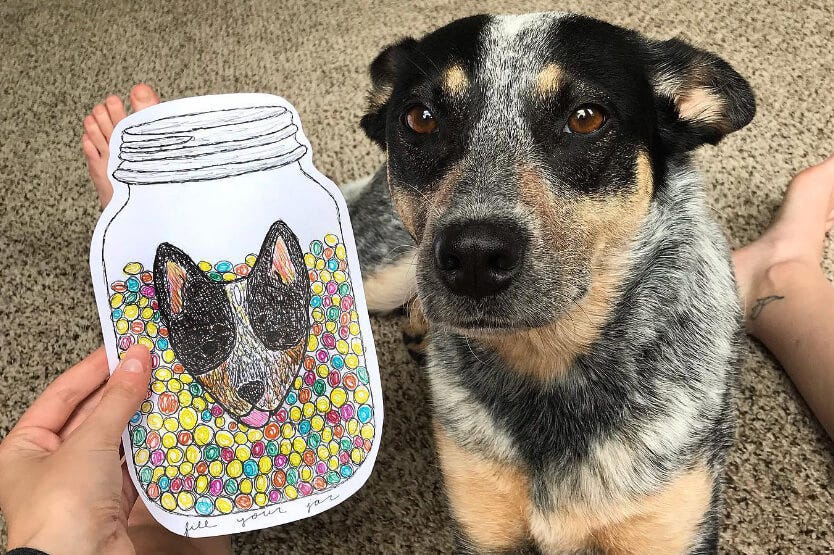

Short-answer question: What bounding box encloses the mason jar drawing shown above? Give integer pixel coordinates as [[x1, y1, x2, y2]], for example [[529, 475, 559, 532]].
[[90, 94, 382, 536]]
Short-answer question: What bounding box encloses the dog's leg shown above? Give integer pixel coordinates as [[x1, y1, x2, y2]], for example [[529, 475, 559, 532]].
[[433, 421, 532, 554], [588, 463, 715, 555], [343, 166, 417, 312], [402, 298, 429, 364]]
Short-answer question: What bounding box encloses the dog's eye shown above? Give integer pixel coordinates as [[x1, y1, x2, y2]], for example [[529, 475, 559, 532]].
[[404, 105, 438, 134], [565, 105, 606, 134]]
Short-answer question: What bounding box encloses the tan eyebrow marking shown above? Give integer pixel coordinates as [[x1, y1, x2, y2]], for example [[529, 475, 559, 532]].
[[536, 63, 564, 96], [443, 64, 469, 96]]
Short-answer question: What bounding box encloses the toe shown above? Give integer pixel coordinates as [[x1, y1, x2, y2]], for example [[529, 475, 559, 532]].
[[92, 103, 115, 141], [129, 83, 160, 111], [81, 133, 100, 163], [84, 114, 108, 154], [105, 95, 127, 126], [83, 134, 113, 207]]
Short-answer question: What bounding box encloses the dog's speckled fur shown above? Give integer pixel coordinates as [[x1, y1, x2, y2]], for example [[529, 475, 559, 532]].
[[347, 12, 752, 554]]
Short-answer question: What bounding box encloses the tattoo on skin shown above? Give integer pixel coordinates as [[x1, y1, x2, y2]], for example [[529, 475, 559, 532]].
[[750, 295, 785, 320]]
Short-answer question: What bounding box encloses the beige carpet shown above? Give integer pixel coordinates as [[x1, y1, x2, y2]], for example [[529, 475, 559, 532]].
[[1, 0, 833, 552]]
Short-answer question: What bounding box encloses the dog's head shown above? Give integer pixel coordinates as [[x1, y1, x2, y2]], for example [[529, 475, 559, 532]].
[[361, 13, 754, 333], [153, 220, 310, 425]]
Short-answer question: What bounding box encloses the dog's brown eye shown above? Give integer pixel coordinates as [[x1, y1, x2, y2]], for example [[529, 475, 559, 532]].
[[405, 105, 437, 134], [566, 105, 606, 134]]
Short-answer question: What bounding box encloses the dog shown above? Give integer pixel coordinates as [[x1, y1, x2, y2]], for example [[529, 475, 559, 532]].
[[346, 12, 753, 554], [154, 220, 310, 425]]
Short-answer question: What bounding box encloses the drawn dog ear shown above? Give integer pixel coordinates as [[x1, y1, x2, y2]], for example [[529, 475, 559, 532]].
[[153, 242, 236, 375], [359, 37, 418, 149], [153, 243, 210, 317], [247, 221, 310, 350], [646, 37, 755, 153]]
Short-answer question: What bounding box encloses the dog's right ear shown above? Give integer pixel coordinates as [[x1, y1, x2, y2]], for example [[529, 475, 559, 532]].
[[153, 243, 212, 318], [360, 38, 418, 149]]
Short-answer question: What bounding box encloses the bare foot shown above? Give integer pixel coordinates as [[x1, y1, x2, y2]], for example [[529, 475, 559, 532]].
[[733, 153, 834, 330], [82, 83, 160, 208]]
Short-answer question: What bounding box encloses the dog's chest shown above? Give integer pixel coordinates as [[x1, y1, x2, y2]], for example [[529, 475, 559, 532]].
[[426, 331, 715, 509]]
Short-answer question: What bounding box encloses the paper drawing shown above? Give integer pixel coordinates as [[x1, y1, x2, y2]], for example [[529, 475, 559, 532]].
[[90, 94, 382, 537]]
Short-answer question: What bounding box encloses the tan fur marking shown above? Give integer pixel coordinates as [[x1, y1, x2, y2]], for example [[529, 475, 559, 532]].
[[362, 251, 417, 312], [367, 85, 393, 111], [530, 463, 713, 554], [443, 64, 469, 96], [535, 63, 563, 96], [482, 264, 627, 380], [390, 189, 421, 238], [404, 297, 429, 340], [486, 154, 653, 379], [388, 161, 462, 241], [677, 87, 726, 125], [434, 422, 531, 550], [653, 68, 728, 128]]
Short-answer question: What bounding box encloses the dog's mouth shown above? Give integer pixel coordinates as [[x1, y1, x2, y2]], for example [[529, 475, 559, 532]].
[[424, 305, 553, 335], [240, 408, 271, 427]]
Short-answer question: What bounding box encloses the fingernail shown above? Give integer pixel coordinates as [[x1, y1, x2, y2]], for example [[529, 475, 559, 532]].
[[119, 357, 144, 373]]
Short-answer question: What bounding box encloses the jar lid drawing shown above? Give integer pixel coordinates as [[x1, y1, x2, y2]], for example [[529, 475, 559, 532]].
[[90, 93, 382, 538], [112, 105, 307, 184]]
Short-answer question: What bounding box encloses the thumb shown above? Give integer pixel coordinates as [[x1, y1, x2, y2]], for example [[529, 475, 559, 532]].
[[74, 345, 152, 448]]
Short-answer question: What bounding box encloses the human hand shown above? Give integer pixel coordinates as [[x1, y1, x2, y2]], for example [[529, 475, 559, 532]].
[[0, 345, 151, 555]]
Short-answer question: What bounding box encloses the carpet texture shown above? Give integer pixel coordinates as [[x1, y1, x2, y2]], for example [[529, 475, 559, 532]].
[[1, 1, 833, 553]]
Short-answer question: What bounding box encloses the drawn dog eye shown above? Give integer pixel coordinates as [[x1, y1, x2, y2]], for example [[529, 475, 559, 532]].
[[404, 104, 438, 134], [565, 104, 607, 134]]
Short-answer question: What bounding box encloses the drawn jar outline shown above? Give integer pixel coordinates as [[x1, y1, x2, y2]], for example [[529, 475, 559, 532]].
[[90, 93, 383, 536]]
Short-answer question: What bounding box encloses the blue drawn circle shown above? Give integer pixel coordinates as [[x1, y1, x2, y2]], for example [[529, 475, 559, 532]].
[[243, 460, 258, 478], [358, 405, 373, 423], [195, 497, 213, 515], [126, 276, 140, 292]]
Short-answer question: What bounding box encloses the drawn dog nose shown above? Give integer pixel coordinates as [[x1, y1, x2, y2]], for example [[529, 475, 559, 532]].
[[237, 381, 265, 406], [433, 220, 526, 299]]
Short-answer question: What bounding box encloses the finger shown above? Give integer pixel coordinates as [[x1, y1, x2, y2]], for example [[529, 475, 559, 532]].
[[59, 383, 106, 440], [73, 345, 151, 448], [15, 347, 110, 433]]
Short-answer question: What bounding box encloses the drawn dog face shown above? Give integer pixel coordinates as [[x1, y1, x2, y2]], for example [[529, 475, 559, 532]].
[[361, 14, 754, 332], [154, 220, 310, 425]]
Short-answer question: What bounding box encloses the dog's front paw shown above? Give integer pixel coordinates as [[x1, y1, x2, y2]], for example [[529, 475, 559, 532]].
[[402, 299, 429, 364]]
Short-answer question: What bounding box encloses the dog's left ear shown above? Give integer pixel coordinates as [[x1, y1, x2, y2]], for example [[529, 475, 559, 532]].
[[645, 38, 755, 153], [360, 37, 418, 149], [247, 220, 310, 350]]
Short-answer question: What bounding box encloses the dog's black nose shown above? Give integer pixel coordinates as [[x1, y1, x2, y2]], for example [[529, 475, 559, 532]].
[[237, 380, 265, 405], [433, 221, 526, 299]]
